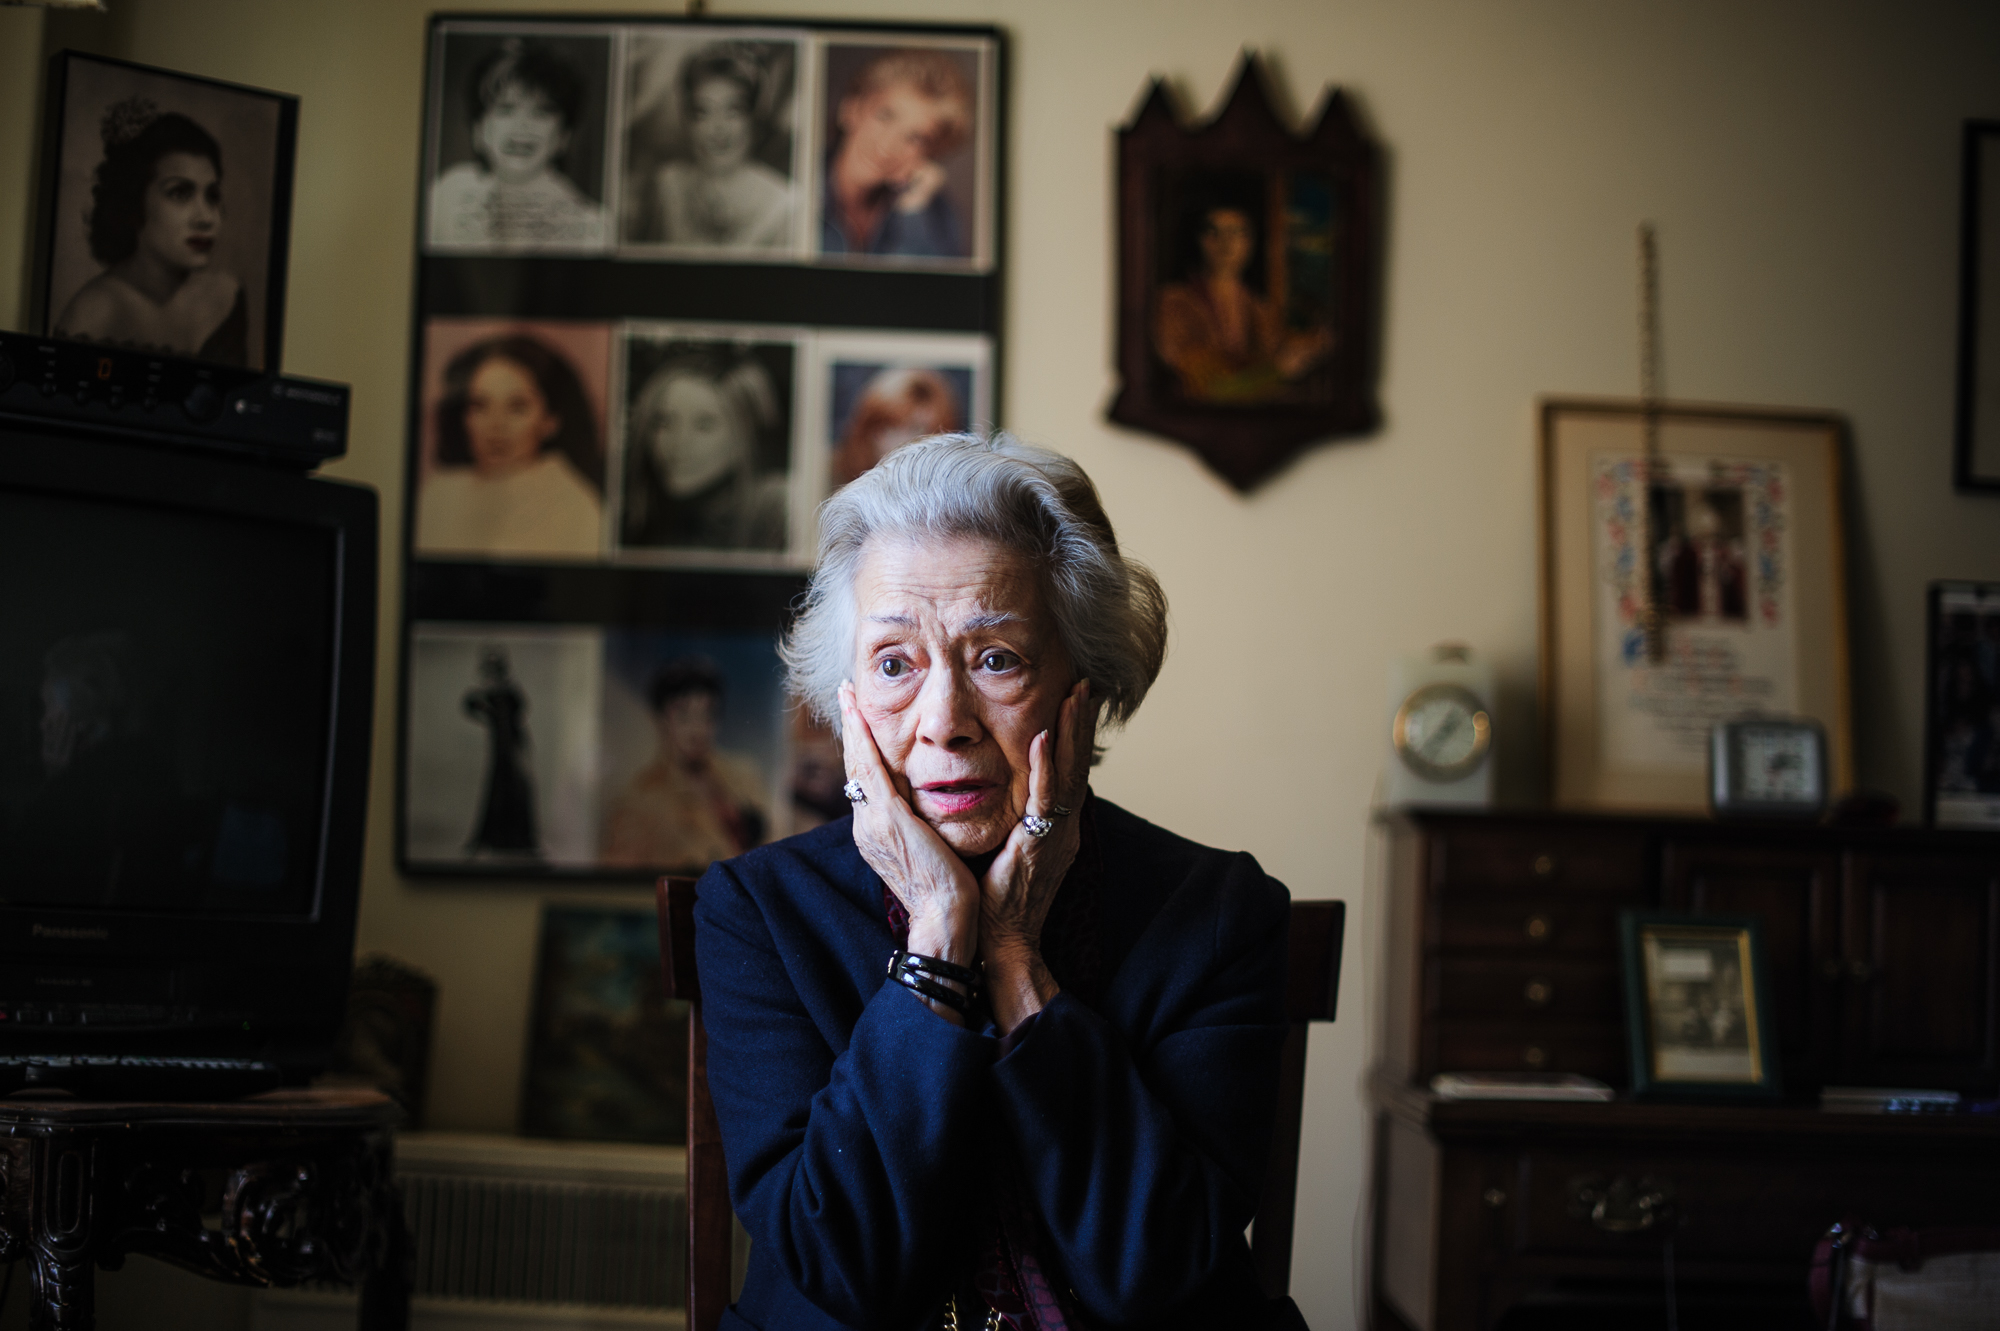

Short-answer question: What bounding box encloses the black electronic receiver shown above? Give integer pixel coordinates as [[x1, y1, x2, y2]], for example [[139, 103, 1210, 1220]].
[[0, 329, 347, 468]]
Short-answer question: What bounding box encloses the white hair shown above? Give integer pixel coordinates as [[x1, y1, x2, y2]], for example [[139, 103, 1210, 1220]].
[[781, 433, 1168, 746]]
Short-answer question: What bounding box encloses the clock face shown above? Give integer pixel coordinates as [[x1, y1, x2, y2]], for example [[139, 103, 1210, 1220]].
[[1394, 683, 1492, 783], [1738, 727, 1821, 802]]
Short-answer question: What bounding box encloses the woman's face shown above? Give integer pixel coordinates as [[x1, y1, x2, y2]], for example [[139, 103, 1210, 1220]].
[[138, 151, 221, 273], [837, 82, 953, 188], [647, 373, 743, 497], [849, 534, 1073, 857], [477, 82, 569, 184], [656, 691, 720, 767], [463, 355, 560, 477], [688, 76, 753, 172], [1198, 208, 1254, 281]]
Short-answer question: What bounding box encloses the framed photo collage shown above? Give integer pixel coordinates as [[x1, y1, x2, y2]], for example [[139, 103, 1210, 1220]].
[[398, 15, 1004, 878]]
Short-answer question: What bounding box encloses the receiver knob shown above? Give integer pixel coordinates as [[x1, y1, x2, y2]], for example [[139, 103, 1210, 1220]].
[[182, 382, 223, 422]]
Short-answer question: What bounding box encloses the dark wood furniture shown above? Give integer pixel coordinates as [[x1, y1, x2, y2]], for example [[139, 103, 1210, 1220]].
[[0, 1086, 408, 1331], [656, 876, 1346, 1329], [1374, 809, 2000, 1330]]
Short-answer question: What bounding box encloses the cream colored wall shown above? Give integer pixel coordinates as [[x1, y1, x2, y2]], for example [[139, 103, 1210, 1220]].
[[7, 2, 2000, 1327]]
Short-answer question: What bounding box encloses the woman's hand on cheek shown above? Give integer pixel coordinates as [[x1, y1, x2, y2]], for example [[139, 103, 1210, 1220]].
[[839, 683, 979, 979], [979, 680, 1094, 1030]]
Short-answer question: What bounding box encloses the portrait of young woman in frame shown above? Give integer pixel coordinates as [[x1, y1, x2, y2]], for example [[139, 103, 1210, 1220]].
[[36, 52, 297, 372]]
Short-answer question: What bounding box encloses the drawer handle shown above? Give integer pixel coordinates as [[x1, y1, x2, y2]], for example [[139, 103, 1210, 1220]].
[[1523, 1045, 1547, 1068], [1525, 915, 1553, 942], [1524, 979, 1553, 1007], [1569, 1174, 1676, 1234], [1533, 854, 1556, 877]]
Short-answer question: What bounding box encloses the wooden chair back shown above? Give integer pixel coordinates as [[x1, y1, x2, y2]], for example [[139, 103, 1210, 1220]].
[[656, 877, 1345, 1326]]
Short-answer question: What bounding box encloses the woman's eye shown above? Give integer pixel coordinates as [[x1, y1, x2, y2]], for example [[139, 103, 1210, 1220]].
[[978, 651, 1019, 672], [877, 657, 907, 678]]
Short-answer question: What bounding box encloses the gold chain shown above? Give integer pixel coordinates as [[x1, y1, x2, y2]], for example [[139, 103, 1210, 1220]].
[[943, 1295, 1002, 1331]]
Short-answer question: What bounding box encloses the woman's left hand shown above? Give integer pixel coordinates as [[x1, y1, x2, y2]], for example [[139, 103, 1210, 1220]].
[[979, 679, 1095, 1028]]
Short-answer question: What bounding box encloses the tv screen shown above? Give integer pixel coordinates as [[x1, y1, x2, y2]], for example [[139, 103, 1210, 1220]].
[[0, 490, 338, 919]]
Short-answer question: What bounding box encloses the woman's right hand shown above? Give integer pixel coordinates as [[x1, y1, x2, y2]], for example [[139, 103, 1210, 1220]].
[[839, 683, 980, 1010]]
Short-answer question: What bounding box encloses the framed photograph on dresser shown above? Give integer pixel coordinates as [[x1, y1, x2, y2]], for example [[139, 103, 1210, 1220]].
[[1925, 580, 2000, 829], [1538, 398, 1853, 813], [397, 14, 1004, 880], [1619, 912, 1782, 1101]]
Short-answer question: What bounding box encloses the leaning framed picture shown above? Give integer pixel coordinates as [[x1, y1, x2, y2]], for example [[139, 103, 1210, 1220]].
[[1954, 120, 2000, 493], [1539, 398, 1853, 812], [1925, 581, 2000, 829], [1620, 912, 1782, 1101], [33, 51, 298, 371]]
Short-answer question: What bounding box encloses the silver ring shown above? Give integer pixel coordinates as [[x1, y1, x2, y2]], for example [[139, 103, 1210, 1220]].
[[1050, 803, 1073, 817], [1021, 814, 1055, 839], [843, 780, 867, 805]]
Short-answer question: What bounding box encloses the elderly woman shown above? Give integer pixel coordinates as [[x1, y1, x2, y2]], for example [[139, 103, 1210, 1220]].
[[695, 434, 1301, 1331]]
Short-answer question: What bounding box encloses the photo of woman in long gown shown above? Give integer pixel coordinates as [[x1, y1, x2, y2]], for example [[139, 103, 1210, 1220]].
[[618, 340, 792, 554], [463, 647, 540, 858], [416, 330, 606, 559], [622, 37, 799, 252], [54, 100, 249, 365]]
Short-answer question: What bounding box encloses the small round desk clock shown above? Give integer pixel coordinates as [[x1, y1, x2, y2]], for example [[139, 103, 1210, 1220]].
[[1392, 682, 1492, 783]]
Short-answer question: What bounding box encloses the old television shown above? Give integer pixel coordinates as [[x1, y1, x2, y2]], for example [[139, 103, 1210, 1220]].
[[0, 423, 376, 1095]]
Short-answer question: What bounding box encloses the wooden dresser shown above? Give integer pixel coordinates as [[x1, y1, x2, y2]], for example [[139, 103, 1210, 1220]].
[[1372, 809, 2000, 1331]]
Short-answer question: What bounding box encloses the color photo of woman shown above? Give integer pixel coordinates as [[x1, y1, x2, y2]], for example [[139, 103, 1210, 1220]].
[[413, 319, 612, 560], [40, 54, 291, 371]]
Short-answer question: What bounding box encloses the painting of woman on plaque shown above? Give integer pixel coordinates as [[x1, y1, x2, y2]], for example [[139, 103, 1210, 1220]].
[[1151, 171, 1333, 407]]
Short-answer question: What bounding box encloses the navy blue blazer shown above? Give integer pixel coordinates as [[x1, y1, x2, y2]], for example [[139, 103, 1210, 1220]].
[[693, 795, 1296, 1331]]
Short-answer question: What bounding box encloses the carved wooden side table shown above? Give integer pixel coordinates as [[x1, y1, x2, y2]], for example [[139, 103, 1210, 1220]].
[[0, 1087, 409, 1330]]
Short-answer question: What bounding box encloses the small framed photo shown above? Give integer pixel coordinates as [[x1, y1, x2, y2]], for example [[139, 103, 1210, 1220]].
[[401, 623, 607, 872], [411, 318, 613, 561], [1620, 912, 1782, 1100], [35, 51, 298, 371], [521, 904, 687, 1143], [815, 36, 996, 269], [597, 627, 789, 873], [1954, 120, 2000, 493], [423, 22, 614, 254], [1926, 581, 2000, 829], [814, 330, 992, 490], [612, 322, 808, 565], [616, 26, 810, 258], [1540, 399, 1854, 813]]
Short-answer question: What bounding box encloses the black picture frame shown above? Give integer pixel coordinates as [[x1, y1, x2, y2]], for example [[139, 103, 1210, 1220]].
[[32, 50, 298, 374], [1954, 120, 2000, 493], [1924, 580, 2000, 830], [1107, 52, 1381, 492], [397, 14, 1006, 881], [1619, 911, 1783, 1101]]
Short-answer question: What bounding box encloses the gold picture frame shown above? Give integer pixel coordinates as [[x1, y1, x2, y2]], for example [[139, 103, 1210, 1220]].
[[1539, 398, 1853, 812], [1620, 913, 1782, 1100]]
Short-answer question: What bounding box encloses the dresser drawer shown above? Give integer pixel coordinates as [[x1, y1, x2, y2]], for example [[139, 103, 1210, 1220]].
[[1431, 1020, 1626, 1082], [1428, 958, 1622, 1022], [1430, 894, 1635, 953], [1431, 828, 1649, 894]]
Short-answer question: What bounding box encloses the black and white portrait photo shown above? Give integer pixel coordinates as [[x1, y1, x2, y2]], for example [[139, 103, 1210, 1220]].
[[403, 624, 604, 870], [39, 53, 295, 371], [618, 29, 805, 255], [817, 39, 993, 268], [424, 24, 612, 254], [616, 326, 801, 560]]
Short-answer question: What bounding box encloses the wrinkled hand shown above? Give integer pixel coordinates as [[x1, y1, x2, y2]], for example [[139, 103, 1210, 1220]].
[[980, 675, 1096, 975], [839, 683, 978, 973], [895, 160, 948, 214]]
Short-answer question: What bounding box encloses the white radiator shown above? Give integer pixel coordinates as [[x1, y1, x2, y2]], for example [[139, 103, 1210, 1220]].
[[252, 1131, 688, 1331]]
